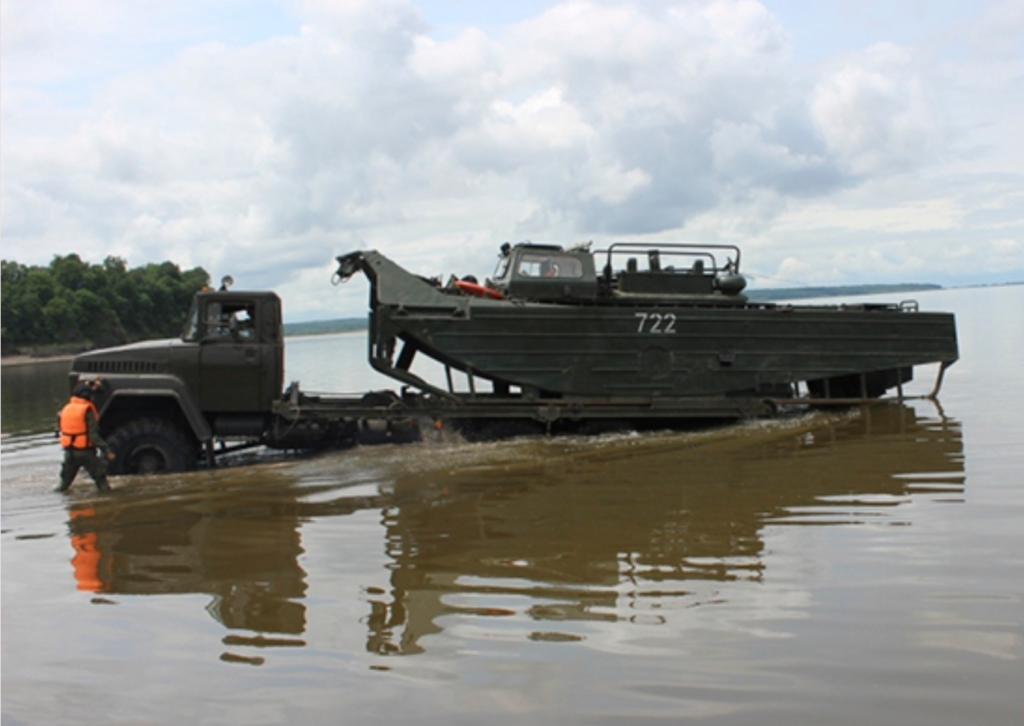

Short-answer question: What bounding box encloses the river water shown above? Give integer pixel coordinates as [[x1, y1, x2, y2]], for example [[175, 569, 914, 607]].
[[2, 285, 1022, 726]]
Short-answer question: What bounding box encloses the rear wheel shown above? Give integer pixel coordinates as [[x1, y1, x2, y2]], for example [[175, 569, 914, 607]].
[[107, 419, 197, 475]]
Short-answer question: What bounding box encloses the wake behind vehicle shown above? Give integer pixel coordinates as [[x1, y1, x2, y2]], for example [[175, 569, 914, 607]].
[[68, 241, 959, 475]]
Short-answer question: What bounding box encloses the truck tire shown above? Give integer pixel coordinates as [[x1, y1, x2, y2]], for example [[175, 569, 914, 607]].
[[107, 419, 197, 475]]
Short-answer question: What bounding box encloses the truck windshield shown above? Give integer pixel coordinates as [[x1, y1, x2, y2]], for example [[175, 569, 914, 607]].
[[182, 300, 200, 341]]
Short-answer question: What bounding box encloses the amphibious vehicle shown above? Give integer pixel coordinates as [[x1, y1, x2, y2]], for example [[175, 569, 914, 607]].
[[334, 241, 959, 402]]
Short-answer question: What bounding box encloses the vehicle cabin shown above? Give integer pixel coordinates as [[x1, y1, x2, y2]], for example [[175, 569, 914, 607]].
[[490, 243, 598, 302], [488, 242, 747, 303]]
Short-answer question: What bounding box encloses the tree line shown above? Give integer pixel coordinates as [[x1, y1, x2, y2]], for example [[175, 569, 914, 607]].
[[2, 254, 209, 354]]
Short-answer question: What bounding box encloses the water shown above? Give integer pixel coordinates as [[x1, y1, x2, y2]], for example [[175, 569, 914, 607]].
[[3, 286, 1023, 725]]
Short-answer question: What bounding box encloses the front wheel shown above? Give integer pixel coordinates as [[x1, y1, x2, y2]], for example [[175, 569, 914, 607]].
[[107, 419, 198, 475]]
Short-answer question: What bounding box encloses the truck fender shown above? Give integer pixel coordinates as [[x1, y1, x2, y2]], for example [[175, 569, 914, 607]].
[[95, 375, 213, 443]]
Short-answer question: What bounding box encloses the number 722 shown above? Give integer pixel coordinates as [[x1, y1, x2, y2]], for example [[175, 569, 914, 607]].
[[635, 312, 677, 334]]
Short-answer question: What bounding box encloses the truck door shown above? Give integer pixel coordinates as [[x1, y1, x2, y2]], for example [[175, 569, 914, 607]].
[[199, 298, 264, 412]]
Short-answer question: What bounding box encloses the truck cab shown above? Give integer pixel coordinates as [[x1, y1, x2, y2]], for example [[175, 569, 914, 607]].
[[180, 291, 285, 413], [69, 289, 287, 474]]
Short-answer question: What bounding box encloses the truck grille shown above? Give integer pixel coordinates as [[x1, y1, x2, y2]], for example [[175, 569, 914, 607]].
[[79, 360, 164, 374]]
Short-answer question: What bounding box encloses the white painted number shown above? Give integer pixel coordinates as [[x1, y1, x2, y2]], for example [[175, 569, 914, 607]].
[[635, 312, 676, 334]]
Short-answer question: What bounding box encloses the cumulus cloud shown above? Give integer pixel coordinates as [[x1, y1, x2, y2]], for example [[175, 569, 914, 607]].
[[2, 0, 1022, 319], [461, 0, 816, 233]]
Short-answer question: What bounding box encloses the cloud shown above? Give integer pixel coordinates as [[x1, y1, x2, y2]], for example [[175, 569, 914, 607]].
[[458, 0, 814, 233], [811, 43, 944, 176], [969, 0, 1024, 57], [2, 0, 1022, 320]]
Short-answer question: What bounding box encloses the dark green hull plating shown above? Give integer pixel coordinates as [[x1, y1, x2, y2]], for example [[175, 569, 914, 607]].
[[390, 303, 957, 397]]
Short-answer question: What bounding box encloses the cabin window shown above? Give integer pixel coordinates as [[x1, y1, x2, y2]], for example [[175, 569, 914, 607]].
[[204, 300, 257, 340], [493, 256, 511, 281], [182, 301, 200, 342], [516, 253, 584, 279]]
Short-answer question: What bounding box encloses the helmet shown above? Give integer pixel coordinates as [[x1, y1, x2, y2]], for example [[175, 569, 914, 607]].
[[73, 382, 93, 400]]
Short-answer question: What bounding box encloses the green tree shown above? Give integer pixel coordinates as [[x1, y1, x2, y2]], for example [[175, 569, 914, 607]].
[[1, 254, 209, 352]]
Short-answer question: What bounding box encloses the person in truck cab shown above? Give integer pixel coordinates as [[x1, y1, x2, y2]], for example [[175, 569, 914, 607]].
[[57, 381, 115, 493]]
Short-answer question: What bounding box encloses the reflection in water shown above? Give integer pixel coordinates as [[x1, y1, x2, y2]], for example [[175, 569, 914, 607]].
[[1, 359, 71, 436], [68, 508, 110, 592], [64, 477, 310, 650], [364, 404, 964, 655], [60, 403, 963, 663]]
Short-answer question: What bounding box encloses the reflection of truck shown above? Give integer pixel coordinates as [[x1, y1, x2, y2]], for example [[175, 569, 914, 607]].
[[68, 242, 958, 475]]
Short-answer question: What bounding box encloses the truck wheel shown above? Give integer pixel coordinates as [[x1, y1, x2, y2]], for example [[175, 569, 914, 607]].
[[108, 419, 197, 475]]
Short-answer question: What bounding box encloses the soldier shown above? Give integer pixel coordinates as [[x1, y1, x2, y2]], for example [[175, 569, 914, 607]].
[[57, 381, 115, 493]]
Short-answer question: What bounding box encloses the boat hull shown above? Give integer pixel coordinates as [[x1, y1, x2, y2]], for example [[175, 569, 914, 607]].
[[386, 301, 958, 397]]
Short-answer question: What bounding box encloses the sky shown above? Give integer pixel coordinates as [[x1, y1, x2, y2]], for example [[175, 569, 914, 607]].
[[2, 0, 1022, 321]]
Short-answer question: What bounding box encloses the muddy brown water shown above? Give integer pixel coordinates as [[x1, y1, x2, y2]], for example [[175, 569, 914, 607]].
[[3, 286, 1023, 726]]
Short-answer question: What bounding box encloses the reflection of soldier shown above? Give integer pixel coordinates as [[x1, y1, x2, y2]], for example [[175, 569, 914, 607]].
[[68, 507, 109, 592], [63, 486, 309, 637], [57, 382, 114, 493]]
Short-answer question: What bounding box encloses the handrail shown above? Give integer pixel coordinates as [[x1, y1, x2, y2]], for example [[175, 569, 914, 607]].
[[598, 242, 742, 274]]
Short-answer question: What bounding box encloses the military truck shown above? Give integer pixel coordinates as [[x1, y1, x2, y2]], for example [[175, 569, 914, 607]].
[[70, 285, 359, 474], [68, 243, 958, 476]]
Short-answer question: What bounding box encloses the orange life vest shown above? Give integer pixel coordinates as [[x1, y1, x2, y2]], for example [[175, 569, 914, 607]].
[[59, 396, 99, 449]]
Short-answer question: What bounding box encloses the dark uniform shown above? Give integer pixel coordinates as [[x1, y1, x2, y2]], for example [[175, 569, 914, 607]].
[[57, 383, 112, 492]]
